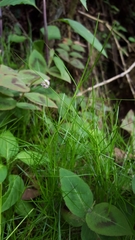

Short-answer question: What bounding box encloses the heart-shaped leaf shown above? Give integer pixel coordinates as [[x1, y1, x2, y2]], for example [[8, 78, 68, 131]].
[[86, 202, 132, 236], [29, 50, 47, 73], [60, 168, 93, 218], [48, 66, 71, 83]]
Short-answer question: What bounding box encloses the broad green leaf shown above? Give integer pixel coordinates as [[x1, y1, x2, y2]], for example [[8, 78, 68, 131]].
[[0, 64, 17, 74], [0, 87, 14, 97], [19, 70, 50, 85], [0, 0, 36, 7], [40, 25, 61, 40], [16, 102, 41, 110], [81, 223, 98, 240], [69, 51, 83, 59], [16, 150, 46, 165], [80, 0, 88, 10], [29, 50, 47, 74], [61, 19, 107, 57], [86, 202, 132, 236], [24, 92, 57, 108], [0, 75, 30, 92], [0, 131, 19, 161], [48, 66, 71, 83], [53, 56, 68, 78], [59, 168, 93, 218], [15, 199, 34, 217], [2, 175, 24, 212], [132, 175, 135, 194], [19, 70, 40, 84], [8, 34, 27, 43], [31, 86, 60, 101], [0, 97, 16, 110], [70, 58, 84, 69], [0, 164, 7, 183]]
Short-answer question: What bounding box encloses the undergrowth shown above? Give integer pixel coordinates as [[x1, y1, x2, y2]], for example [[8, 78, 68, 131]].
[[1, 95, 135, 239]]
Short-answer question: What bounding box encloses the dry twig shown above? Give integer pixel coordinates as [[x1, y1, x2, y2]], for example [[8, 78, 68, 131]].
[[77, 62, 135, 96]]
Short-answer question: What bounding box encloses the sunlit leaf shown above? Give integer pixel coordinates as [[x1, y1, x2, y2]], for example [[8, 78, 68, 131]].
[[16, 150, 43, 165], [61, 19, 107, 57], [80, 0, 88, 10], [8, 34, 27, 43], [40, 25, 61, 40]]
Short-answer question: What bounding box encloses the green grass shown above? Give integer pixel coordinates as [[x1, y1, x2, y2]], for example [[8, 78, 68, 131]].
[[1, 94, 135, 240]]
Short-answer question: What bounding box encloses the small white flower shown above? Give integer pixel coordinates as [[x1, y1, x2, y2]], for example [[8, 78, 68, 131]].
[[41, 79, 50, 89]]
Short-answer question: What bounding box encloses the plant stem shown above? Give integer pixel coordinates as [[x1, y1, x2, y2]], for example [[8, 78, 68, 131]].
[[43, 0, 49, 64]]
